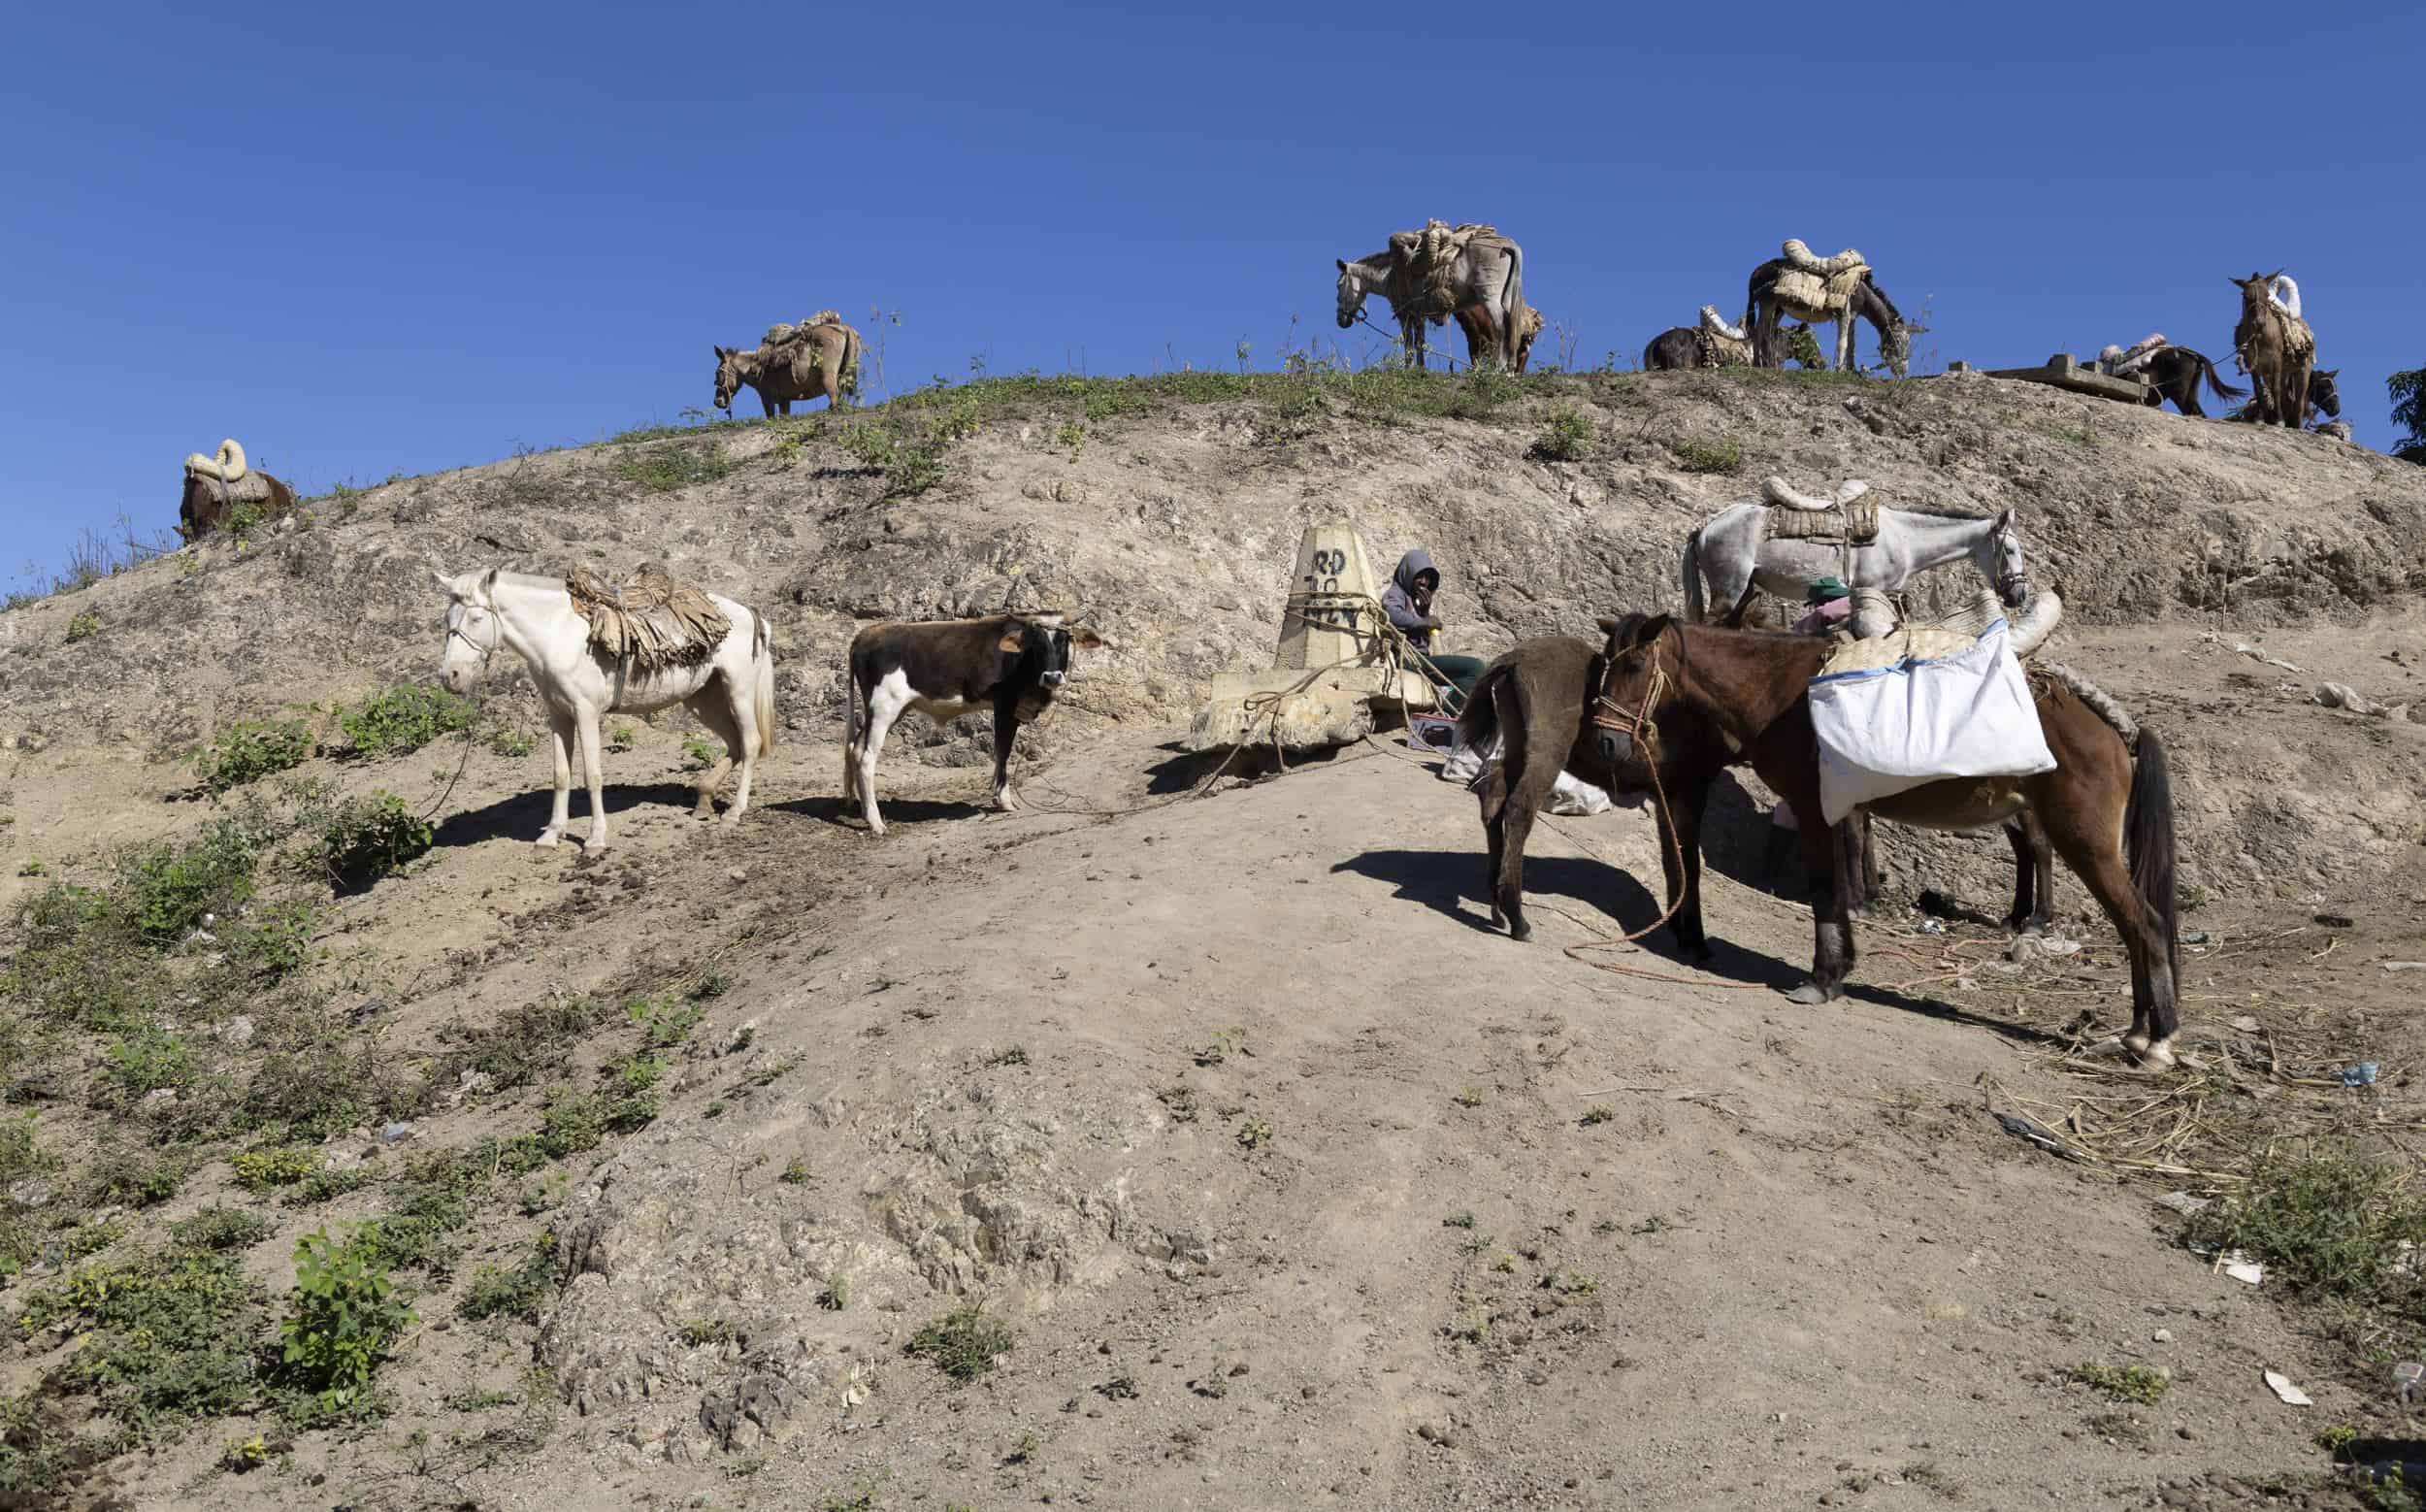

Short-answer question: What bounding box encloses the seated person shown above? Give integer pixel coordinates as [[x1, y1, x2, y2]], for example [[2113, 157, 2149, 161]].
[[1381, 549, 1487, 710]]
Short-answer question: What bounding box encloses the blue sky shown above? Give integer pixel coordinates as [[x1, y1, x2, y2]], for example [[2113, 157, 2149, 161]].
[[4, 1, 2418, 587]]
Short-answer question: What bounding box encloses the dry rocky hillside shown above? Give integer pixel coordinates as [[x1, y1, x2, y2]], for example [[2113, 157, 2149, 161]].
[[1, 367, 2423, 1511]]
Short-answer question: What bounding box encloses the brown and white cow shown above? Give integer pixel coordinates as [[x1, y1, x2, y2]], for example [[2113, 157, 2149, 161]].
[[842, 610, 1106, 835]]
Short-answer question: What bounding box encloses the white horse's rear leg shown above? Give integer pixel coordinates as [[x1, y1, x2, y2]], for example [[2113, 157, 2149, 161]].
[[538, 708, 575, 847], [575, 706, 610, 852], [688, 697, 740, 820]]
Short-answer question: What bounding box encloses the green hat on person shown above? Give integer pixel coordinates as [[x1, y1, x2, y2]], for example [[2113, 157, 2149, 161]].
[[1807, 575, 1850, 605]]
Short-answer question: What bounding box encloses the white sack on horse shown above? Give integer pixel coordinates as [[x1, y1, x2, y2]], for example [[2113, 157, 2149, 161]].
[[1808, 620, 2056, 825]]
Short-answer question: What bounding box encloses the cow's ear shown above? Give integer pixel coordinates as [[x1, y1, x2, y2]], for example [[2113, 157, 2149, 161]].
[[1068, 626, 1106, 648], [997, 628, 1027, 654]]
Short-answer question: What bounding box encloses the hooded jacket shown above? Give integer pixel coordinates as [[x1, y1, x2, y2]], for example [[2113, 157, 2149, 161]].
[[1381, 549, 1439, 638]]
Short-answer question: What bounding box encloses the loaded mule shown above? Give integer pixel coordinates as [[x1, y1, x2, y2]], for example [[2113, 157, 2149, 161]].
[[434, 565, 777, 852], [844, 610, 1106, 836]]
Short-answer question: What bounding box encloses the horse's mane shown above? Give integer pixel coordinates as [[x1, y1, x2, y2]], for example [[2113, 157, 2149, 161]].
[[1861, 275, 1904, 326]]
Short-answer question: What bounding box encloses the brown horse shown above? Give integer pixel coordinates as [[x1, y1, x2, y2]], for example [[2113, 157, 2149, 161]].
[[1452, 303, 1544, 372], [2230, 271, 2314, 428], [1586, 616, 2182, 1067], [1463, 630, 2060, 958], [713, 321, 861, 415]]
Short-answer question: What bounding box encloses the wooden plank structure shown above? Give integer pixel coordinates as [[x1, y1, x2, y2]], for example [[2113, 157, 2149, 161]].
[[1950, 353, 2152, 405]]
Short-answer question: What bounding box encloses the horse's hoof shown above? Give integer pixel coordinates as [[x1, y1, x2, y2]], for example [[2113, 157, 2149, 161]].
[[2121, 1030, 2151, 1059], [719, 814, 743, 831], [1508, 921, 1532, 943], [1785, 981, 1838, 1005], [533, 833, 562, 850], [2138, 1035, 2179, 1070]]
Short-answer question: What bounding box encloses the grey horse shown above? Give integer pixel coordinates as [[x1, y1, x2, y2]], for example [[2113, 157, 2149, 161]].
[[1682, 484, 2029, 621], [1334, 225, 1525, 371]]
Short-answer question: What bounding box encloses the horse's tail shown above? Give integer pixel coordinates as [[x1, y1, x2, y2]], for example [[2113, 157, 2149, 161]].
[[2123, 726, 2181, 990], [841, 649, 864, 797], [1456, 659, 1508, 754], [1683, 531, 1706, 623], [751, 608, 777, 756], [2198, 353, 2247, 402], [1493, 242, 1524, 371]]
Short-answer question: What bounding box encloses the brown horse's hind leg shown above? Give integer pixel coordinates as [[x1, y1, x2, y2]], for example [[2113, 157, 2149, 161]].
[[2036, 795, 2173, 1068], [1493, 786, 1540, 942]]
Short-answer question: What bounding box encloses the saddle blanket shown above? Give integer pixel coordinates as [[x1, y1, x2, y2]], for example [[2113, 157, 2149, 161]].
[[1808, 619, 2054, 825]]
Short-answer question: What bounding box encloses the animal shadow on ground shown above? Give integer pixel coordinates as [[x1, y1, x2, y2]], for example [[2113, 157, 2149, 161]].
[[774, 795, 990, 830], [433, 782, 712, 849]]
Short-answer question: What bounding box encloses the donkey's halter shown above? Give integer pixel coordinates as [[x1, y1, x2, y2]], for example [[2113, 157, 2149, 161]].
[[1590, 648, 1668, 754]]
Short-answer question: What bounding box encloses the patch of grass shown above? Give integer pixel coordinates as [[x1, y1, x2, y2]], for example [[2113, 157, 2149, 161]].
[[486, 725, 535, 759], [1529, 406, 1592, 462], [681, 734, 718, 771], [905, 1305, 1012, 1383], [82, 1145, 188, 1209], [336, 685, 475, 760], [677, 1317, 736, 1348], [614, 441, 738, 493], [186, 720, 314, 796], [1670, 435, 1744, 475], [432, 995, 617, 1097], [22, 1242, 271, 1440], [304, 791, 433, 892], [1235, 1118, 1272, 1150], [780, 1158, 809, 1186], [626, 996, 702, 1050], [171, 1205, 275, 1253], [284, 1167, 376, 1206], [114, 811, 273, 944], [64, 609, 100, 644], [277, 1225, 415, 1414], [458, 1232, 558, 1324], [2183, 1143, 2426, 1306], [234, 1145, 320, 1193], [2069, 1362, 2169, 1404]]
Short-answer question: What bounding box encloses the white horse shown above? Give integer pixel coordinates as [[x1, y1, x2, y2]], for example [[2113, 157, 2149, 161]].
[[434, 567, 776, 852], [1682, 487, 2030, 622]]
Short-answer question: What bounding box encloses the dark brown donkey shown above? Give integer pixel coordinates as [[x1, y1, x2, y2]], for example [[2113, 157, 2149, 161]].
[[1463, 631, 2060, 957], [1586, 616, 2182, 1067]]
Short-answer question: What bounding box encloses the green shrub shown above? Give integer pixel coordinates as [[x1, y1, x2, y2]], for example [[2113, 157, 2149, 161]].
[[102, 1029, 194, 1104], [337, 686, 475, 759], [1670, 436, 1743, 475], [187, 721, 314, 795], [307, 792, 433, 892], [278, 1226, 415, 1412], [1530, 406, 1593, 462], [2069, 1362, 2169, 1404], [64, 609, 100, 644], [905, 1306, 1012, 1383], [486, 725, 535, 759], [114, 814, 270, 944], [429, 995, 617, 1097]]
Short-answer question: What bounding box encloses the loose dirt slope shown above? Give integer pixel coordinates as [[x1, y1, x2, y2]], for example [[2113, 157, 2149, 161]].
[[1, 370, 2423, 1510]]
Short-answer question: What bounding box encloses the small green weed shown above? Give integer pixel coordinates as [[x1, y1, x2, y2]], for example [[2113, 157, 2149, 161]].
[[82, 1146, 188, 1208], [2069, 1362, 2169, 1404], [906, 1305, 1012, 1383], [820, 1273, 850, 1311], [337, 686, 475, 759], [1443, 1212, 1477, 1230], [677, 1317, 736, 1348], [1580, 1106, 1614, 1127], [626, 997, 702, 1049], [987, 1045, 1030, 1068], [187, 720, 314, 795], [64, 609, 100, 644], [1452, 1086, 1483, 1109], [606, 726, 635, 753], [486, 725, 535, 759], [1670, 436, 1744, 475], [458, 1232, 558, 1324], [1235, 1118, 1272, 1150], [171, 1206, 275, 1252], [780, 1157, 809, 1185], [681, 734, 718, 771]]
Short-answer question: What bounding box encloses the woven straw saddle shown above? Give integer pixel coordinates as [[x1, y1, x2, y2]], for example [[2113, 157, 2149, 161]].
[[1385, 220, 1506, 320], [1772, 239, 1871, 314], [1761, 476, 1880, 544], [564, 563, 731, 673]]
